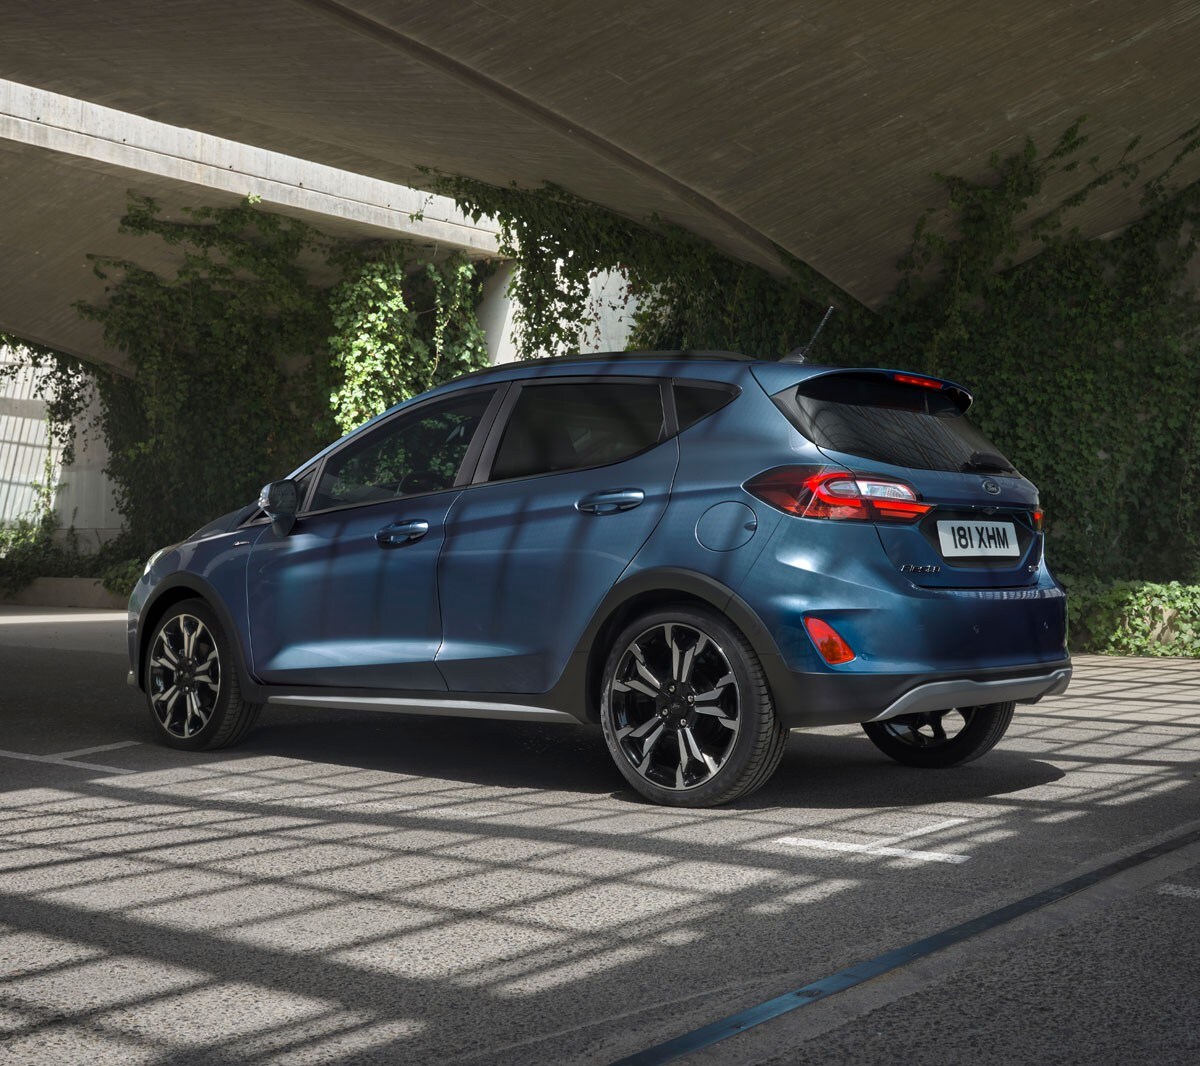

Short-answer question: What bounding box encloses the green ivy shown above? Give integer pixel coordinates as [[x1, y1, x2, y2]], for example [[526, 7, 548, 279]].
[[1062, 576, 1200, 657], [430, 175, 843, 360], [328, 247, 489, 433]]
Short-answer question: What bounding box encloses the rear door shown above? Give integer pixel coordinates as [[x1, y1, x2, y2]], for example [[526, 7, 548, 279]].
[[773, 371, 1042, 589], [436, 377, 678, 693]]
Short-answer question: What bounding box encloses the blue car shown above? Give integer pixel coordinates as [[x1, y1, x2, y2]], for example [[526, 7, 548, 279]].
[[127, 352, 1070, 807]]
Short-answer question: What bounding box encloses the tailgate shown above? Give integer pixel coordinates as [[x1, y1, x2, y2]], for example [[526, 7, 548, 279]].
[[771, 368, 1044, 589]]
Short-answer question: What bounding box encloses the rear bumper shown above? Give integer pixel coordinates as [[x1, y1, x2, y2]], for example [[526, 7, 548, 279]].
[[766, 657, 1072, 728]]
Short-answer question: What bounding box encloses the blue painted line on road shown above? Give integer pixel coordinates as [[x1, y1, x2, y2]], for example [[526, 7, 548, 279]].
[[612, 824, 1200, 1066]]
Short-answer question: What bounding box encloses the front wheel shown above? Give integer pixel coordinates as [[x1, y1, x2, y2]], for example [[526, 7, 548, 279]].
[[600, 606, 788, 807], [144, 598, 261, 751], [862, 702, 1015, 768]]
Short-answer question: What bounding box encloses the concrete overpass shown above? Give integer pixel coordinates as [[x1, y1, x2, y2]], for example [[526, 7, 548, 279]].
[[4, 0, 1200, 324]]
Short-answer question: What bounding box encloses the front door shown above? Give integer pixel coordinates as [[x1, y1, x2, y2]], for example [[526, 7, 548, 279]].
[[246, 387, 498, 690]]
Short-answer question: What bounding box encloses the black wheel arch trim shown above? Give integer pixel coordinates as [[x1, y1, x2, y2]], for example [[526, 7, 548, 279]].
[[134, 574, 263, 701], [547, 566, 790, 723]]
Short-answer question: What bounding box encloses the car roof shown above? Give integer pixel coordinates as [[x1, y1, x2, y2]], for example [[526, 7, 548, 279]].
[[447, 349, 753, 383]]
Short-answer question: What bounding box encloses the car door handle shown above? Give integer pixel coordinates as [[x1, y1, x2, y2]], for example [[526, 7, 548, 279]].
[[575, 489, 645, 515], [375, 519, 430, 547]]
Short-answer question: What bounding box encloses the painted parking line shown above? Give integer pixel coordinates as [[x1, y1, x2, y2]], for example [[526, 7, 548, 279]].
[[779, 817, 970, 864], [46, 741, 141, 760], [0, 747, 139, 775]]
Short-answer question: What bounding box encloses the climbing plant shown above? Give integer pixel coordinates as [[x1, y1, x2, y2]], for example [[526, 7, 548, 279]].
[[4, 118, 1200, 593], [431, 174, 845, 361], [875, 119, 1200, 581], [70, 195, 340, 552], [328, 246, 489, 432]]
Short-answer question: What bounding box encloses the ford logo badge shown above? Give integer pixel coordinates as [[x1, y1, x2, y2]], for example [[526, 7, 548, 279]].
[[982, 479, 1001, 495]]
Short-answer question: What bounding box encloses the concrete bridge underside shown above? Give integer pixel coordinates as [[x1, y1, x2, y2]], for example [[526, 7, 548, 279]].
[[3, 0, 1199, 335]]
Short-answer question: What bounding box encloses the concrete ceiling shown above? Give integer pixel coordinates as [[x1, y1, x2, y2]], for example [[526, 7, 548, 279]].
[[5, 1, 1200, 311]]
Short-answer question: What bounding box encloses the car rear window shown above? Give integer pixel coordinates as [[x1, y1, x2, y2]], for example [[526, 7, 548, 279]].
[[775, 372, 1017, 474]]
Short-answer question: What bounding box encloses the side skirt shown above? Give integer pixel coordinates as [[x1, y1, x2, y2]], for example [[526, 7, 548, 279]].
[[265, 693, 580, 725]]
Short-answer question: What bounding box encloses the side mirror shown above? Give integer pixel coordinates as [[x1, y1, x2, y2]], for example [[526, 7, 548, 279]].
[[258, 479, 298, 537]]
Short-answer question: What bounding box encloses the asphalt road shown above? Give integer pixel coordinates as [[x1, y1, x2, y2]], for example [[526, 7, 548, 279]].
[[1, 605, 1198, 1065]]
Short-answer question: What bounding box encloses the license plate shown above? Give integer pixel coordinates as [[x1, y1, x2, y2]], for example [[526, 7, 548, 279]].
[[936, 520, 1020, 558]]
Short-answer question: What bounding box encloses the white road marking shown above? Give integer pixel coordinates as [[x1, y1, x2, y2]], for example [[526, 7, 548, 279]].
[[46, 741, 141, 759], [1157, 883, 1200, 900], [0, 748, 138, 775], [779, 818, 971, 864], [778, 838, 969, 863]]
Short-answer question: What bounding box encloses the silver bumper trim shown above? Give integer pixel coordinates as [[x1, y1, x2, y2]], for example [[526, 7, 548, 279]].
[[866, 666, 1072, 723]]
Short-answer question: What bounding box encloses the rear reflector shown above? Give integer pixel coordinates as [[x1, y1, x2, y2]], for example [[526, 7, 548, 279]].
[[744, 466, 933, 523], [804, 617, 856, 665]]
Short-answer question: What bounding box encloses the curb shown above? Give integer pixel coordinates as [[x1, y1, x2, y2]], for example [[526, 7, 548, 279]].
[[0, 577, 127, 610]]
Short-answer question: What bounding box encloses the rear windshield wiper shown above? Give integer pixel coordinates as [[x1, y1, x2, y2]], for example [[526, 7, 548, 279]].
[[961, 451, 1015, 474]]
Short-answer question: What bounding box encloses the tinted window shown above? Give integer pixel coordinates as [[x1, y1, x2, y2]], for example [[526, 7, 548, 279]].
[[312, 390, 493, 510], [491, 382, 665, 480], [778, 373, 1016, 474], [674, 383, 737, 431]]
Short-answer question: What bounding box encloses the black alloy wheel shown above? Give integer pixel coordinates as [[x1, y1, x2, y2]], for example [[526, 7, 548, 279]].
[[861, 702, 1016, 768], [600, 606, 787, 807]]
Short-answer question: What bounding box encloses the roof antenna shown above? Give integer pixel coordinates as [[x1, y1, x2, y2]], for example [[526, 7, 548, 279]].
[[782, 305, 835, 363]]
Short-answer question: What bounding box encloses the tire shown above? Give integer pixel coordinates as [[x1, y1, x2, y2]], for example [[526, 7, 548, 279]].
[[143, 598, 261, 751], [600, 606, 787, 807], [861, 702, 1015, 768]]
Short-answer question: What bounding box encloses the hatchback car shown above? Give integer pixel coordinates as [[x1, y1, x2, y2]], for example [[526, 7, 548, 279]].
[[128, 351, 1070, 806]]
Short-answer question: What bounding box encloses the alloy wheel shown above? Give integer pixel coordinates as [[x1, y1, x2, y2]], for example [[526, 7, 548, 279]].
[[880, 708, 975, 748], [607, 622, 741, 791], [149, 613, 221, 739]]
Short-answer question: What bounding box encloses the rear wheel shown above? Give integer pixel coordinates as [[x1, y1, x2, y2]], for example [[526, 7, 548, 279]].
[[144, 599, 261, 750], [600, 606, 787, 807], [862, 702, 1015, 768]]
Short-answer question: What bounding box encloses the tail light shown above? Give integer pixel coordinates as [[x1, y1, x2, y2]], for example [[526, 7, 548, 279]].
[[1032, 509, 1044, 532], [745, 466, 933, 523]]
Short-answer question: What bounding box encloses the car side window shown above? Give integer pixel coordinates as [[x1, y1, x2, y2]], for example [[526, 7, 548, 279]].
[[490, 381, 665, 481], [311, 390, 494, 512]]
